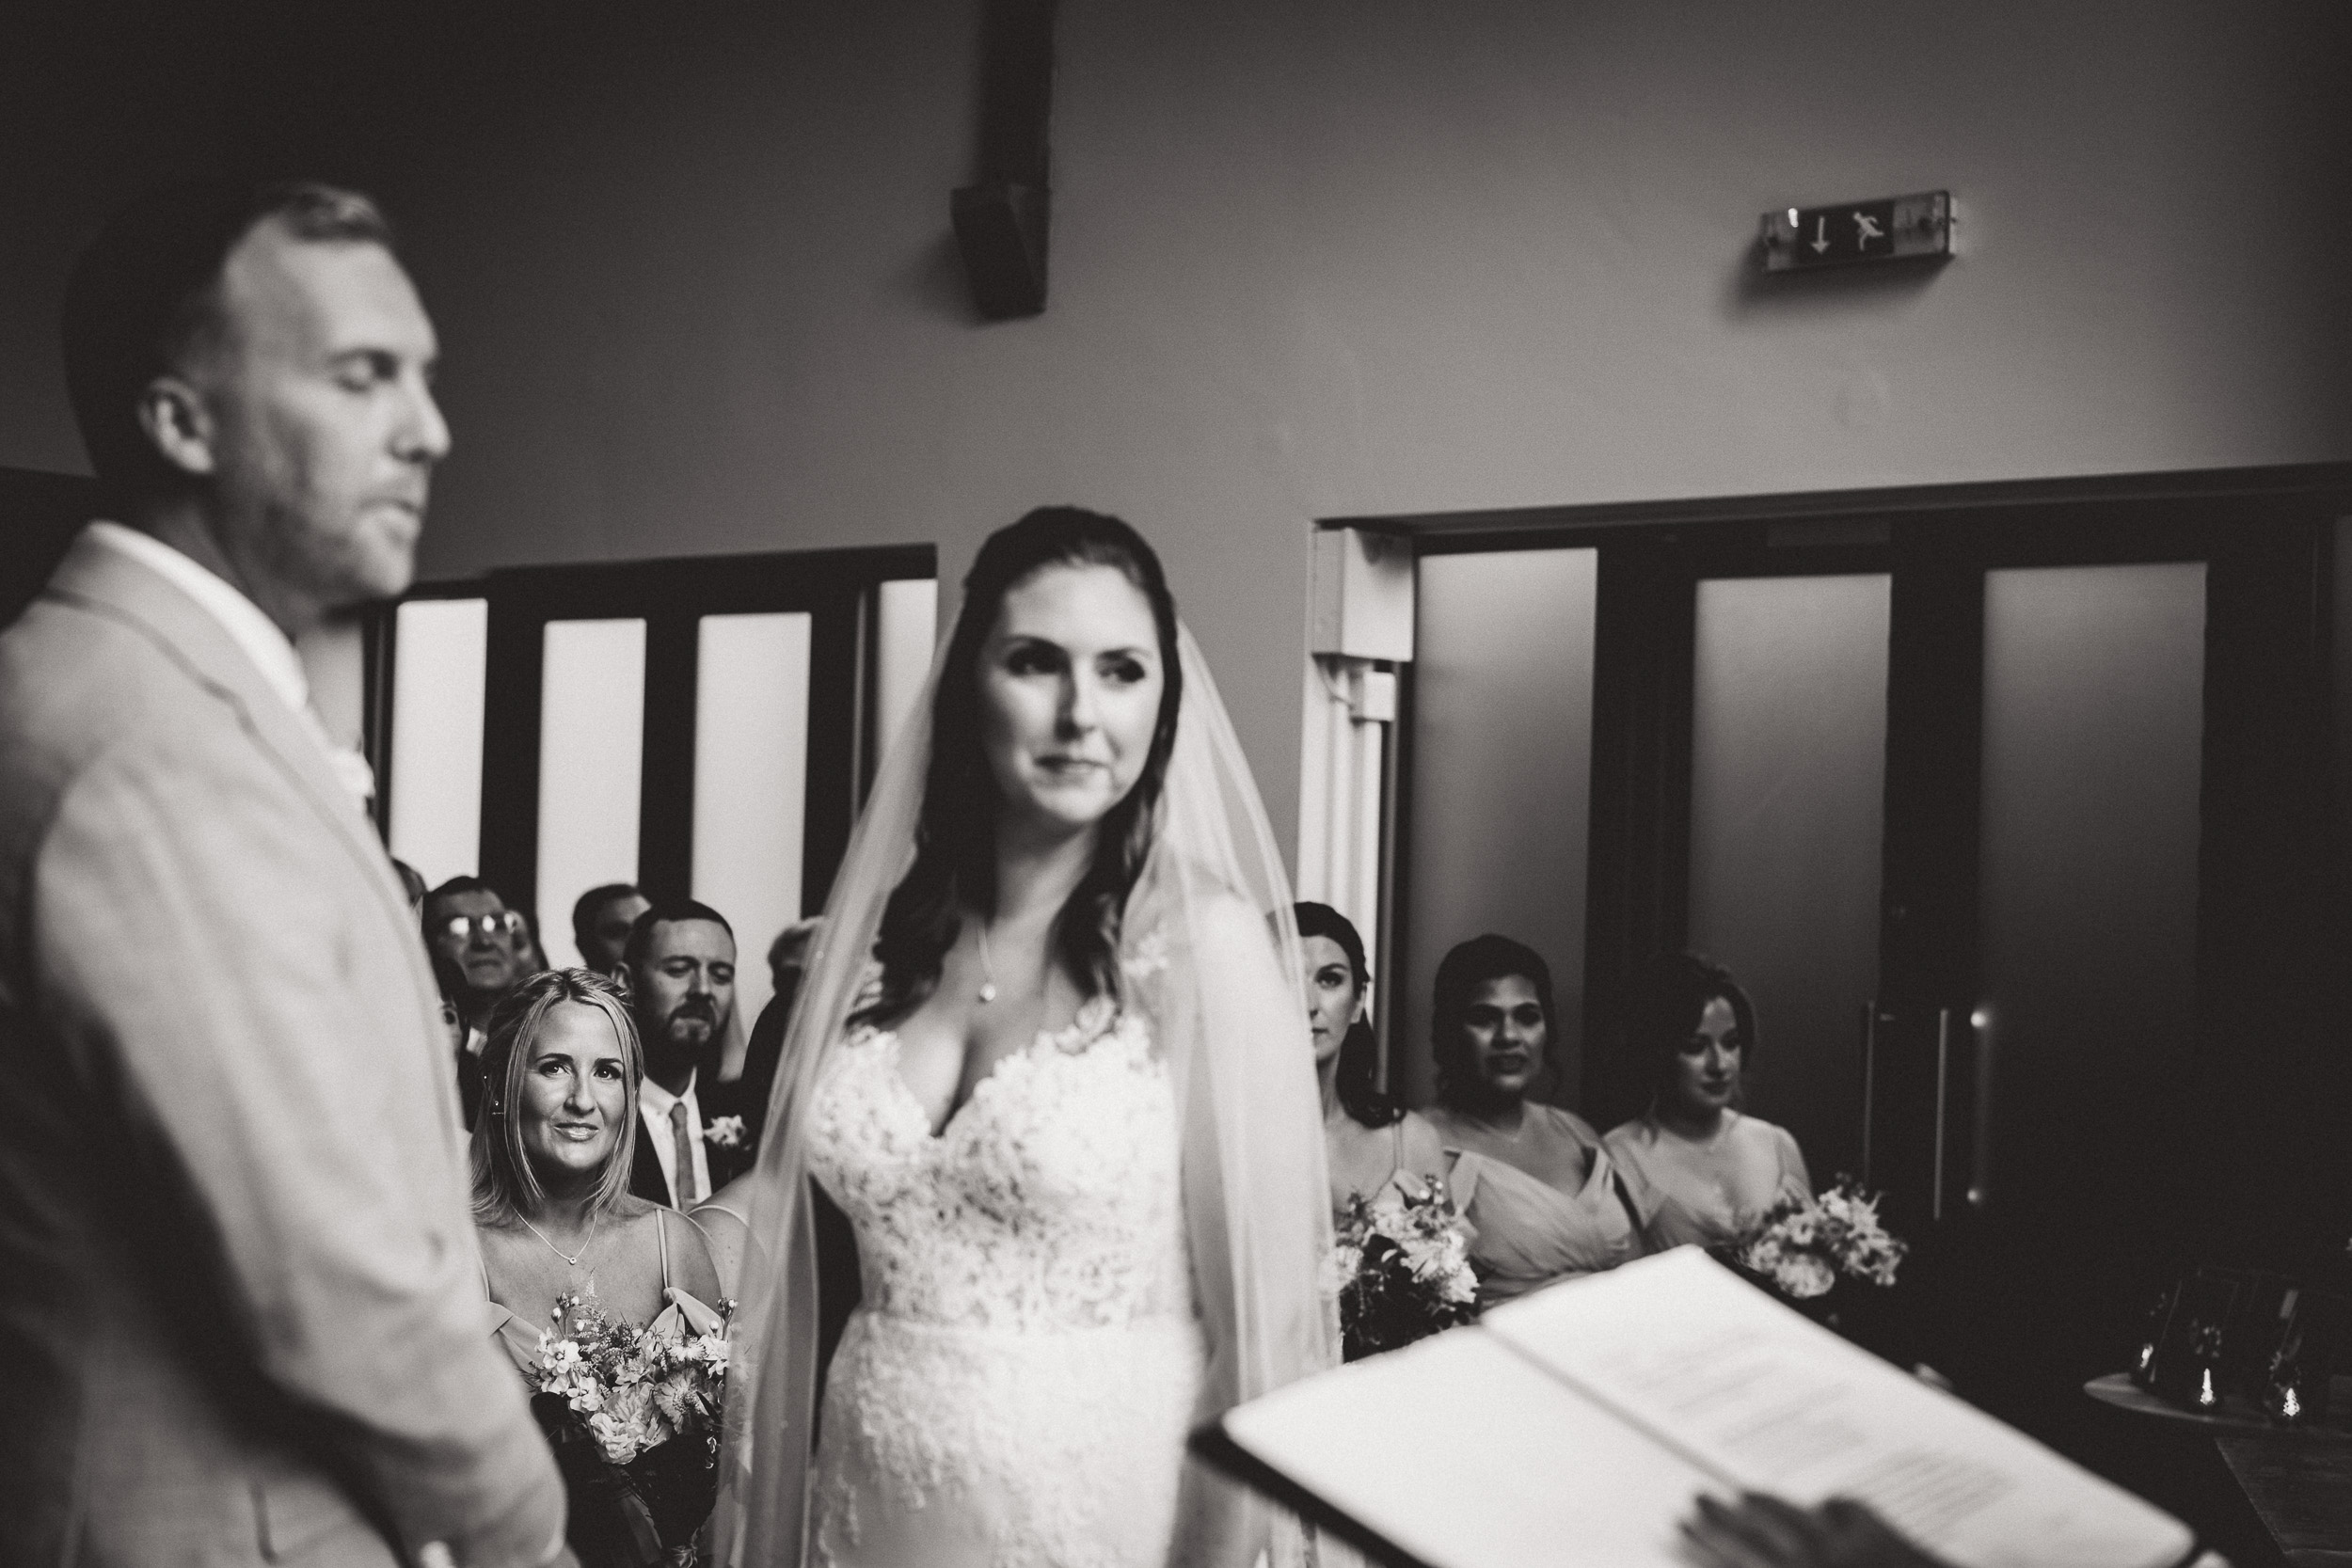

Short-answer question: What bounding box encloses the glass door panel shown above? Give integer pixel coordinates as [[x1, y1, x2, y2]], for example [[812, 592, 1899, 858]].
[[874, 578, 940, 774], [1687, 574, 1889, 1180], [1976, 562, 2205, 1216], [387, 596, 488, 887], [691, 611, 812, 1027], [1400, 547, 1597, 1109], [535, 618, 647, 969]]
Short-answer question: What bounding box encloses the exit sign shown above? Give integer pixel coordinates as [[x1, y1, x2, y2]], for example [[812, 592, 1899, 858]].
[[1759, 190, 1951, 272]]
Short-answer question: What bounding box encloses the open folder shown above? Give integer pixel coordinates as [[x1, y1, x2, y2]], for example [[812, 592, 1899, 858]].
[[1204, 1247, 2197, 1568]]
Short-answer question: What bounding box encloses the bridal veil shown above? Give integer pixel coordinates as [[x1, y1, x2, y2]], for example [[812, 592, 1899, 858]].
[[712, 620, 1340, 1567]]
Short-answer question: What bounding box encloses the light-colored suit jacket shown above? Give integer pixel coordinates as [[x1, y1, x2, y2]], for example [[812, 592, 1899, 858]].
[[0, 532, 564, 1567]]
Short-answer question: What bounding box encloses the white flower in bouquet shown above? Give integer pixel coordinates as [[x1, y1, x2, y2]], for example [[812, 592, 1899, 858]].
[[1328, 1180, 1481, 1358], [1731, 1179, 1906, 1301]]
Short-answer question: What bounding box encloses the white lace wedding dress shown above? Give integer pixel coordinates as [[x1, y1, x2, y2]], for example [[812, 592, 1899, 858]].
[[804, 1001, 1205, 1568]]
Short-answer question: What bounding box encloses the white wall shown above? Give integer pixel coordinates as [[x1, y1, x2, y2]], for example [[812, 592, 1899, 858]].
[[5, 0, 2348, 867]]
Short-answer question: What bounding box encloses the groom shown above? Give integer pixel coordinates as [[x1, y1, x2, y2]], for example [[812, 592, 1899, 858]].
[[0, 182, 566, 1567]]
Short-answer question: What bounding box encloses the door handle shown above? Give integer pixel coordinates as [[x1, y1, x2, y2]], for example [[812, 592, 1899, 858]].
[[1859, 1003, 1879, 1189], [1967, 1006, 1994, 1213], [1931, 1006, 1951, 1222]]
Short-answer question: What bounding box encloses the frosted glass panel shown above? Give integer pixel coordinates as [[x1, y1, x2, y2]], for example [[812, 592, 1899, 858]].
[[1978, 562, 2203, 1212], [692, 612, 811, 1028], [388, 597, 487, 888], [1401, 548, 1597, 1109], [536, 619, 646, 971], [1688, 575, 1889, 1180], [876, 578, 939, 775]]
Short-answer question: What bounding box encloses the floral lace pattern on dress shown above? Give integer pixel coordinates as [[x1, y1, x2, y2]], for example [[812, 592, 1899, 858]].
[[806, 1004, 1190, 1331], [805, 1005, 1204, 1567]]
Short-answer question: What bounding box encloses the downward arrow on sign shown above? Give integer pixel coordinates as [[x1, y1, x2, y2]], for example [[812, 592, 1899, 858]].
[[1811, 215, 1831, 255]]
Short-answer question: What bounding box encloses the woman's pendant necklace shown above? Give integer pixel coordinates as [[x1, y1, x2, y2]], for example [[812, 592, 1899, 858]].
[[521, 1212, 598, 1270], [976, 918, 999, 1004]]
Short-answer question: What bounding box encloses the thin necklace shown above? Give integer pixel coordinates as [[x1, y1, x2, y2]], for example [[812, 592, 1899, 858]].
[[976, 918, 999, 1004], [520, 1212, 599, 1270]]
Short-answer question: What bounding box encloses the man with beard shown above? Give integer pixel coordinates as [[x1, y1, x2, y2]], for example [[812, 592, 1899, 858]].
[[615, 900, 744, 1205]]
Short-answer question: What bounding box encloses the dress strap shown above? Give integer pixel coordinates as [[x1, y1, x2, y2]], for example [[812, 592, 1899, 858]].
[[656, 1206, 673, 1292]]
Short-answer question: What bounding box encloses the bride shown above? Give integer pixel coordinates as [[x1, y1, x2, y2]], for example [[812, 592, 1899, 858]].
[[713, 508, 1337, 1567]]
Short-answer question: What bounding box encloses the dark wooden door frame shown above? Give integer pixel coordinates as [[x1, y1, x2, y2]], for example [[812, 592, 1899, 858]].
[[1387, 464, 2350, 1137], [369, 543, 932, 928]]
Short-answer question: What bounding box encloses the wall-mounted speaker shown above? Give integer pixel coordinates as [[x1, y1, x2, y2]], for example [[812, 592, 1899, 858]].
[[952, 179, 1048, 320]]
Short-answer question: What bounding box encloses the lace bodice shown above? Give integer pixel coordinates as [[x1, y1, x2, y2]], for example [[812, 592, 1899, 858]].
[[806, 1004, 1194, 1333]]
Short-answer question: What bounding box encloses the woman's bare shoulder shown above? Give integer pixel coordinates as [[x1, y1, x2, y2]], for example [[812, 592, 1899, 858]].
[[1397, 1109, 1450, 1168], [669, 1206, 725, 1304]]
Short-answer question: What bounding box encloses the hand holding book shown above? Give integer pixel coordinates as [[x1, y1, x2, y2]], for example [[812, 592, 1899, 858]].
[[1683, 1495, 1950, 1568]]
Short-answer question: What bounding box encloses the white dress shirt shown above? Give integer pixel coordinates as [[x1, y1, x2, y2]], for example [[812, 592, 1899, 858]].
[[637, 1068, 711, 1207], [84, 522, 376, 805]]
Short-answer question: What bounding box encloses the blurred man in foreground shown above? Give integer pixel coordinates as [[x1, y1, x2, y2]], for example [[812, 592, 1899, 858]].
[[0, 180, 567, 1568]]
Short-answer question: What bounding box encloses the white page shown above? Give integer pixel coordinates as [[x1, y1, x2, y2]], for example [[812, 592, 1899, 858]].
[[1222, 1327, 1718, 1568], [1486, 1249, 2194, 1568]]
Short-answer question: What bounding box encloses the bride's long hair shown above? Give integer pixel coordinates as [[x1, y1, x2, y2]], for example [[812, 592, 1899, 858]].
[[865, 506, 1183, 1022]]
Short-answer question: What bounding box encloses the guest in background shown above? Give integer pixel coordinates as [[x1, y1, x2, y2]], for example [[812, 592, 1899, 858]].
[[1606, 951, 1811, 1252], [694, 919, 837, 1314], [394, 856, 429, 912], [511, 907, 548, 977], [425, 874, 527, 1055], [1424, 933, 1642, 1301], [472, 968, 723, 1565], [768, 916, 822, 1003], [616, 899, 744, 1206], [1294, 902, 1445, 1213], [702, 915, 825, 1186], [572, 881, 648, 974]]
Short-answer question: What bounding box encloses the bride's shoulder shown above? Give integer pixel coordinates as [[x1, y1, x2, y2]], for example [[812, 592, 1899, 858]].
[[1136, 883, 1275, 966]]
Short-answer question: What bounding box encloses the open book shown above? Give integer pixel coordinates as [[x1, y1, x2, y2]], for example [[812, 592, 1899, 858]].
[[1207, 1248, 2197, 1568]]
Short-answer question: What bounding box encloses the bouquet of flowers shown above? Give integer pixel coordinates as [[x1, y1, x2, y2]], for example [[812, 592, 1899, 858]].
[[1721, 1179, 1907, 1303], [1326, 1182, 1480, 1361], [531, 1291, 733, 1568]]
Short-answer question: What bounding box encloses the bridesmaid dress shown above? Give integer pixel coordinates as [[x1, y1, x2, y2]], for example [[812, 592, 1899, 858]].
[[1603, 1112, 1812, 1252]]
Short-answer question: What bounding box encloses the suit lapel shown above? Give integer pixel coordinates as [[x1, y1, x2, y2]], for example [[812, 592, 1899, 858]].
[[43, 532, 456, 1133], [48, 535, 409, 919]]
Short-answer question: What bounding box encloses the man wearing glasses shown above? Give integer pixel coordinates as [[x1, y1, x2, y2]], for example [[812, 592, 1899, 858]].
[[424, 876, 529, 1079]]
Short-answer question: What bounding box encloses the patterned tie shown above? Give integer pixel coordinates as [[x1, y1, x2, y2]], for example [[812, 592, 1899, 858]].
[[670, 1101, 699, 1205]]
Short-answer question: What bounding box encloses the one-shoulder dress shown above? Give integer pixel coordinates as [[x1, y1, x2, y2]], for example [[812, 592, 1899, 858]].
[[803, 1006, 1204, 1568]]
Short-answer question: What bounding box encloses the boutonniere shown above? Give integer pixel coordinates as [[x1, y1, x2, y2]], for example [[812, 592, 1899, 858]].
[[704, 1115, 747, 1150]]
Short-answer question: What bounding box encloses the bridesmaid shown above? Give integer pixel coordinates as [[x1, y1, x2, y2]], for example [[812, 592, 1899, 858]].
[[1422, 934, 1641, 1302], [471, 969, 725, 1567], [1293, 902, 1446, 1212], [1604, 951, 1812, 1251]]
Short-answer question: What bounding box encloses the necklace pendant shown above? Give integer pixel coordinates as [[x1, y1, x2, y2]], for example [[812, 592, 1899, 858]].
[[978, 981, 998, 1004]]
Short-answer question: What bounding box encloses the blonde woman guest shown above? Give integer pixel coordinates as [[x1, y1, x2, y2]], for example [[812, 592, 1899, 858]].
[[472, 969, 723, 1567], [1294, 902, 1447, 1213], [1422, 935, 1643, 1302], [1604, 952, 1812, 1252]]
